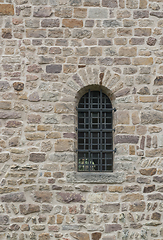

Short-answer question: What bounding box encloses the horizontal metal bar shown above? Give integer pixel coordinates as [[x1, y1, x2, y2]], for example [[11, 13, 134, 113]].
[[78, 129, 114, 132], [77, 108, 115, 112], [78, 149, 115, 153]]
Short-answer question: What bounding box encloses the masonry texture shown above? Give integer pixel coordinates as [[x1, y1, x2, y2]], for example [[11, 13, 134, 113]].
[[0, 0, 163, 239]]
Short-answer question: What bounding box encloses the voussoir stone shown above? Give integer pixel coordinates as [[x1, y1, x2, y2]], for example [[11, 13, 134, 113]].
[[20, 204, 40, 215], [139, 168, 156, 176], [1, 192, 26, 202], [29, 153, 46, 162], [56, 192, 85, 203]]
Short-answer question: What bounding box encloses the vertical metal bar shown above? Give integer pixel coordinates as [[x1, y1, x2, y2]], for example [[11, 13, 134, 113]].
[[88, 89, 91, 172], [100, 90, 102, 171]]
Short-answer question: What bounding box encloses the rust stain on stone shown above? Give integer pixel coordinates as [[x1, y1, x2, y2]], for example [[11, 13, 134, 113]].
[[99, 72, 104, 85]]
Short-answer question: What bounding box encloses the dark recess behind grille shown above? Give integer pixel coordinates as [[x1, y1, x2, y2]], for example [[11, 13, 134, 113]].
[[77, 90, 114, 172]]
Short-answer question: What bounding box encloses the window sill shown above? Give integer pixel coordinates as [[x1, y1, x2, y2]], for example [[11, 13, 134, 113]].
[[66, 171, 125, 184]]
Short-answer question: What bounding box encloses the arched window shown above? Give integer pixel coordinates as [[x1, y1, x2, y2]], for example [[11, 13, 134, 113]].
[[77, 89, 115, 172]]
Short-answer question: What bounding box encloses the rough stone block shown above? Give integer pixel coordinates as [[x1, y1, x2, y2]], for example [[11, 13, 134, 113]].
[[56, 192, 85, 203], [70, 232, 89, 240], [62, 19, 83, 28], [119, 46, 137, 57], [0, 4, 14, 15], [33, 191, 52, 203], [141, 111, 163, 124], [115, 135, 139, 144], [33, 7, 52, 17], [20, 204, 40, 215], [26, 29, 46, 38], [29, 153, 46, 162], [102, 0, 117, 7], [46, 65, 62, 73], [105, 224, 122, 233], [100, 203, 120, 213], [1, 192, 26, 202], [88, 8, 108, 18], [41, 19, 59, 27], [129, 201, 145, 212], [0, 215, 9, 225], [55, 139, 74, 152]]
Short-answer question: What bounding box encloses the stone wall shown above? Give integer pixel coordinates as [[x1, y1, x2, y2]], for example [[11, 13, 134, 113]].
[[0, 0, 163, 239]]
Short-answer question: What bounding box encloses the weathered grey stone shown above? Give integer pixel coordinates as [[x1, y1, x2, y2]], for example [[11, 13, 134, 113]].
[[84, 0, 100, 6], [148, 193, 163, 200], [43, 115, 58, 124], [30, 104, 53, 112], [0, 152, 10, 163], [62, 225, 81, 231], [135, 75, 151, 84], [88, 8, 108, 19], [46, 65, 62, 73], [105, 224, 122, 233], [20, 204, 40, 215], [133, 10, 149, 19], [150, 12, 163, 18], [137, 86, 150, 95], [102, 0, 117, 8], [56, 192, 85, 203], [42, 92, 58, 102], [29, 153, 46, 163], [0, 112, 21, 119], [70, 0, 81, 6], [100, 204, 120, 213], [98, 58, 113, 66], [67, 172, 125, 183], [38, 56, 53, 64], [154, 76, 163, 85], [72, 29, 91, 38], [153, 176, 163, 183], [0, 81, 10, 91], [0, 215, 9, 225], [115, 135, 139, 144], [141, 111, 163, 124], [1, 192, 26, 202], [41, 19, 59, 27], [70, 232, 89, 240], [33, 7, 52, 17], [33, 191, 52, 203], [103, 20, 121, 27]]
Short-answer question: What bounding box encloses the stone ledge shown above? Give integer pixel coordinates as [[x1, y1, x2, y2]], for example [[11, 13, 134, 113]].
[[66, 172, 125, 183]]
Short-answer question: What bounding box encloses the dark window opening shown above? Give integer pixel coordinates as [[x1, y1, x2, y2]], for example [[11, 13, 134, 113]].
[[77, 89, 115, 172]]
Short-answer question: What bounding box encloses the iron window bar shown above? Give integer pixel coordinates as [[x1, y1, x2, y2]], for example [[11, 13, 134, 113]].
[[77, 89, 114, 172]]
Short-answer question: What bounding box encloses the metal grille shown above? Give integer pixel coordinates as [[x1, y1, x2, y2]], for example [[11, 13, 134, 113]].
[[77, 90, 115, 172]]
